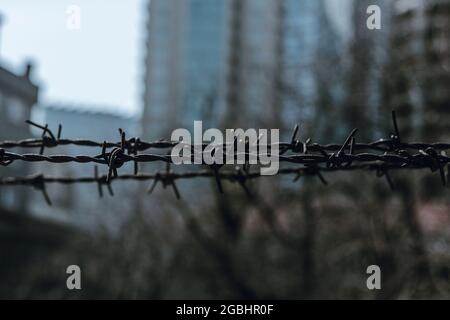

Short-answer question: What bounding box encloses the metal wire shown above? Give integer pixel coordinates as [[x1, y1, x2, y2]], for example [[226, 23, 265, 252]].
[[0, 111, 449, 205]]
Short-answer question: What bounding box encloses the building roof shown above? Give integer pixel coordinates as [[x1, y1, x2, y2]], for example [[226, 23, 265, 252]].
[[0, 64, 38, 103]]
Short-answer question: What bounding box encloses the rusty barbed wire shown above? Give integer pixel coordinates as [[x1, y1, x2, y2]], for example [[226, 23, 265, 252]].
[[0, 111, 449, 205]]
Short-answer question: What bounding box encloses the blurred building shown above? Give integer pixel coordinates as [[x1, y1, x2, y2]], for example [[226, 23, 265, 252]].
[[142, 0, 284, 139], [30, 105, 138, 230], [282, 0, 343, 137], [0, 62, 39, 212], [332, 0, 393, 140], [386, 0, 450, 199], [142, 0, 352, 142], [226, 0, 284, 128], [390, 0, 450, 140]]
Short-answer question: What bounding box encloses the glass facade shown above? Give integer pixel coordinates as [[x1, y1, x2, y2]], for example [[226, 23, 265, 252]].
[[143, 0, 342, 137], [183, 0, 229, 127]]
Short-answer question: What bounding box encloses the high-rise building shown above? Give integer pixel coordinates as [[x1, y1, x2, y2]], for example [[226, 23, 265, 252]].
[[225, 0, 284, 128], [142, 0, 284, 139], [282, 0, 342, 137], [383, 0, 450, 197], [335, 0, 393, 140], [389, 0, 450, 140], [142, 0, 346, 142]]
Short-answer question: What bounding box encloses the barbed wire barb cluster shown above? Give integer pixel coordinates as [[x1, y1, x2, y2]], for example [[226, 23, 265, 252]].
[[0, 111, 449, 205]]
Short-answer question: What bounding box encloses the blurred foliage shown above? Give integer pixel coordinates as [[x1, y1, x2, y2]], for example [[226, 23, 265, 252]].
[[1, 172, 449, 299]]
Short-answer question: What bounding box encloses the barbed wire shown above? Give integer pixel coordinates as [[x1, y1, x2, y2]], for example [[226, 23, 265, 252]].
[[1, 119, 450, 153], [0, 164, 434, 205], [0, 111, 449, 205]]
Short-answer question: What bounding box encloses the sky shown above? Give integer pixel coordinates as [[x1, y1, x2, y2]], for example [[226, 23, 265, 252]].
[[0, 0, 146, 116], [0, 0, 352, 118]]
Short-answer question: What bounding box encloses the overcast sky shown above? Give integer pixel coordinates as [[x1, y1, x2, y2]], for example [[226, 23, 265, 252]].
[[0, 0, 352, 117], [0, 0, 146, 116]]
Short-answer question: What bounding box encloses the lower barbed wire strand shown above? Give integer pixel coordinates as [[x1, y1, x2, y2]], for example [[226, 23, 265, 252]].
[[0, 165, 438, 187]]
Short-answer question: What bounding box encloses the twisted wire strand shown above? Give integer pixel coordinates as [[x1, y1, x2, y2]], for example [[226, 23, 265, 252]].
[[0, 149, 449, 168], [2, 136, 450, 154], [0, 164, 437, 187]]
